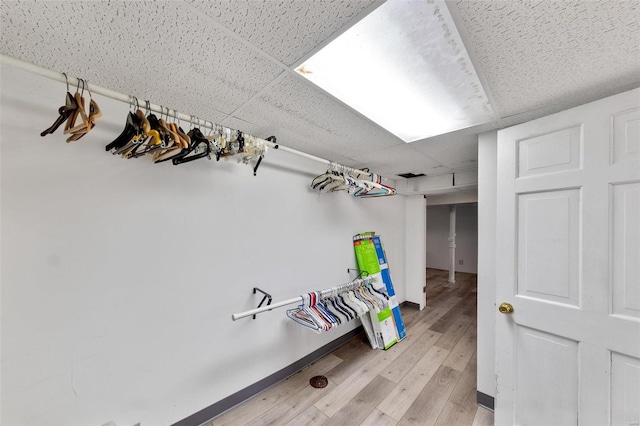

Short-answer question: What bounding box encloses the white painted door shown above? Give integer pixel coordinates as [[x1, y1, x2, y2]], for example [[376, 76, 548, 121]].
[[495, 89, 640, 426]]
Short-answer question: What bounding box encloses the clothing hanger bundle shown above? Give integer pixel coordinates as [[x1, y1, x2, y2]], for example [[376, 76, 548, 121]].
[[286, 279, 385, 333], [353, 172, 397, 198], [39, 80, 275, 173], [105, 102, 212, 165], [214, 129, 268, 176], [286, 293, 334, 333], [41, 75, 101, 142], [310, 163, 350, 192], [310, 163, 396, 197]]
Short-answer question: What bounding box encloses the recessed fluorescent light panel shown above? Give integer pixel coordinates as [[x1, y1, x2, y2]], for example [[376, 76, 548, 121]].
[[296, 0, 494, 142]]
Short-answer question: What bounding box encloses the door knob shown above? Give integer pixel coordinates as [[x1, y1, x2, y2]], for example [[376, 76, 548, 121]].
[[499, 302, 514, 314]]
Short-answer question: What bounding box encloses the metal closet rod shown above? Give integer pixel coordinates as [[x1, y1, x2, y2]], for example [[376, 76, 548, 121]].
[[231, 276, 375, 321], [1, 54, 374, 177]]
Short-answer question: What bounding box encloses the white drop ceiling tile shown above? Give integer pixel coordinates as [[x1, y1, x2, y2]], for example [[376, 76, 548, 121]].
[[409, 120, 499, 170], [186, 0, 377, 66], [411, 132, 478, 171], [0, 1, 283, 123], [350, 144, 444, 178], [454, 0, 640, 117], [222, 73, 403, 159]]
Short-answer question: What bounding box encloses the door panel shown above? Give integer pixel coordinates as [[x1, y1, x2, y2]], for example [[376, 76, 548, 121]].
[[515, 327, 578, 426], [517, 126, 582, 177], [517, 189, 580, 305], [611, 108, 640, 165], [496, 89, 640, 425], [611, 182, 640, 319], [611, 352, 640, 426]]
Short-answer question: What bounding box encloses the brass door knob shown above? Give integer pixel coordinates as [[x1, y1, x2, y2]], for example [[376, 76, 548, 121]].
[[499, 302, 514, 314]]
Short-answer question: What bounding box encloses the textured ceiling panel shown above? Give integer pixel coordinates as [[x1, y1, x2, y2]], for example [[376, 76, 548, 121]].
[[412, 133, 478, 171], [222, 73, 403, 160], [350, 144, 443, 178], [186, 0, 377, 66], [411, 120, 498, 170], [2, 0, 639, 186], [454, 0, 640, 117], [0, 1, 283, 123]]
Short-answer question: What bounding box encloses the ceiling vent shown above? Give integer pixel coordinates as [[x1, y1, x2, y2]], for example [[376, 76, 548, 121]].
[[398, 172, 425, 179]]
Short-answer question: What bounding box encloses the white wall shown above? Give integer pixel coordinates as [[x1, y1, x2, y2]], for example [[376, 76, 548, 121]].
[[0, 63, 407, 426], [425, 190, 478, 206], [425, 204, 478, 273], [404, 195, 426, 309], [477, 131, 497, 399]]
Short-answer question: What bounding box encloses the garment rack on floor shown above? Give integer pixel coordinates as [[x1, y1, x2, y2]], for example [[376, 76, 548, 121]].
[[231, 276, 376, 321], [0, 54, 377, 180]]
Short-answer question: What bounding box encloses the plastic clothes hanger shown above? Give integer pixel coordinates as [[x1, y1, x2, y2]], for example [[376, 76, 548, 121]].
[[125, 102, 166, 159], [311, 163, 340, 189], [359, 286, 381, 310], [367, 282, 389, 303], [333, 289, 355, 320], [302, 293, 328, 331], [312, 293, 333, 331], [41, 73, 79, 137], [86, 82, 102, 124], [65, 79, 93, 142], [69, 79, 102, 141], [335, 283, 358, 319], [322, 171, 350, 193], [153, 111, 193, 163], [251, 136, 273, 176], [332, 285, 354, 321], [62, 78, 88, 136], [171, 110, 191, 148], [353, 173, 396, 197], [209, 125, 227, 161], [157, 107, 183, 149], [313, 292, 338, 329], [325, 295, 346, 325], [110, 98, 153, 156], [121, 101, 161, 158], [354, 287, 375, 311], [106, 112, 142, 152], [328, 297, 349, 323], [343, 291, 365, 317], [105, 97, 143, 152], [322, 297, 341, 326], [171, 122, 211, 165], [352, 289, 371, 313], [299, 293, 327, 332], [286, 294, 322, 333]]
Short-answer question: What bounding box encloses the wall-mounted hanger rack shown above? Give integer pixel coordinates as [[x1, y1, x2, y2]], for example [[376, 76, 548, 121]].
[[1, 54, 381, 181], [231, 276, 376, 321]]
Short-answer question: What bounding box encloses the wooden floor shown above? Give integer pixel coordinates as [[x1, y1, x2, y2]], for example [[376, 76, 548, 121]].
[[206, 269, 493, 426]]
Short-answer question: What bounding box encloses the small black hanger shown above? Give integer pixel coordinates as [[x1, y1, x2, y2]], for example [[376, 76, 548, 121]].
[[41, 73, 79, 137], [252, 135, 276, 176], [172, 127, 211, 165], [105, 111, 142, 152]]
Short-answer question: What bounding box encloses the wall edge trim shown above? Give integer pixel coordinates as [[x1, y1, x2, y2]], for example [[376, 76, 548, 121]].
[[401, 300, 421, 309], [172, 326, 365, 426]]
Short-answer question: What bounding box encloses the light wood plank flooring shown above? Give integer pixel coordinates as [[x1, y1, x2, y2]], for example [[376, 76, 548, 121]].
[[205, 269, 493, 426]]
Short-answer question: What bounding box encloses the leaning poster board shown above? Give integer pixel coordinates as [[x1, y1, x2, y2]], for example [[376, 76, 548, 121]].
[[371, 235, 407, 340], [353, 232, 406, 346]]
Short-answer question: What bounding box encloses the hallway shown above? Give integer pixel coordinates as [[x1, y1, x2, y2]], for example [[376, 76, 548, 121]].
[[207, 269, 492, 426]]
